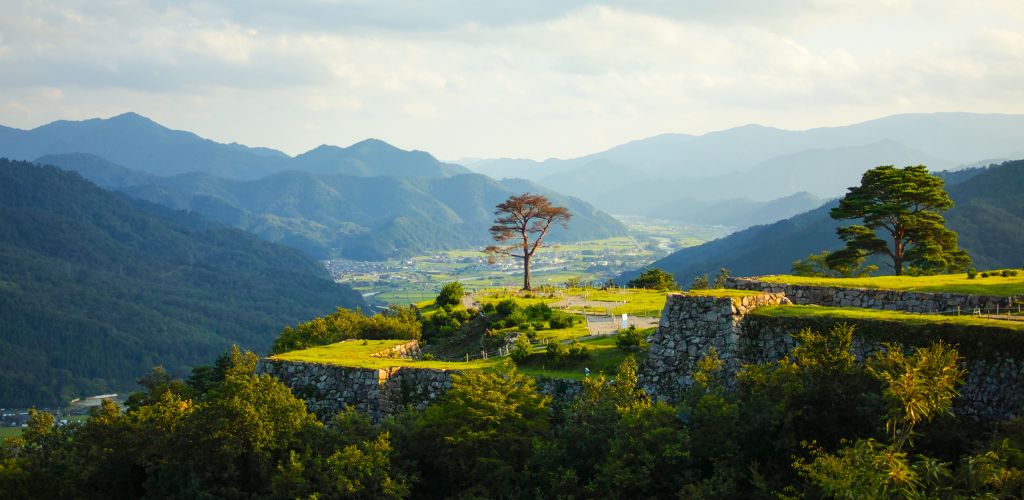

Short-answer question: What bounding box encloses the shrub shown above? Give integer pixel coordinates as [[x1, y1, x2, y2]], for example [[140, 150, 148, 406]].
[[628, 268, 678, 290], [524, 302, 553, 321], [495, 298, 519, 317], [436, 281, 464, 307], [481, 302, 496, 315], [712, 268, 731, 289], [510, 335, 533, 364], [616, 325, 644, 349], [1002, 269, 1018, 277], [422, 353, 435, 361], [530, 321, 546, 331], [981, 272, 990, 278], [567, 338, 591, 360], [967, 268, 978, 279], [505, 310, 528, 328], [546, 339, 567, 362], [690, 274, 710, 290], [548, 311, 577, 329]]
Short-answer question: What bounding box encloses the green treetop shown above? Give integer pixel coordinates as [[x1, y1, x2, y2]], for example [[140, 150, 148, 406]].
[[828, 165, 971, 276]]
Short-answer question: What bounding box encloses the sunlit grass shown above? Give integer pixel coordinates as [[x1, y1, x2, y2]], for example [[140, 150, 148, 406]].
[[756, 271, 1024, 297], [751, 305, 1024, 331], [517, 335, 644, 380], [270, 339, 498, 370]]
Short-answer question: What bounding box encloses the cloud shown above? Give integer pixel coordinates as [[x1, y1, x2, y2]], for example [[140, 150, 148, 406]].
[[0, 0, 1022, 159]]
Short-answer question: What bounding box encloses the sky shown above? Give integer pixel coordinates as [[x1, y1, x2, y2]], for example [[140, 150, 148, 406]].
[[1, 1, 1023, 160]]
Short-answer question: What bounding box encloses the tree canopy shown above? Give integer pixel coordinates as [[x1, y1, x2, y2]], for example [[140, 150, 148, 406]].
[[484, 193, 571, 290], [828, 165, 971, 275], [628, 268, 678, 290]]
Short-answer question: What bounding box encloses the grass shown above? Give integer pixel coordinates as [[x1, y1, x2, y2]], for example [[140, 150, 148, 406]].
[[756, 271, 1024, 297], [751, 304, 1024, 332], [517, 335, 644, 380], [682, 289, 769, 299], [0, 426, 23, 439], [270, 340, 498, 370]]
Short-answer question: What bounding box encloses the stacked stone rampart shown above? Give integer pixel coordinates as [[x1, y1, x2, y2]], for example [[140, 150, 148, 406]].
[[646, 290, 1024, 421], [641, 292, 788, 397], [727, 277, 1012, 313], [258, 359, 455, 421], [260, 340, 584, 421]]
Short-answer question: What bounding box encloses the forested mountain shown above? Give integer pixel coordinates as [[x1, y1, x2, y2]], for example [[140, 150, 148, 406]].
[[466, 113, 1024, 213], [0, 113, 469, 179], [40, 153, 627, 260], [0, 159, 366, 406], [625, 160, 1024, 284]]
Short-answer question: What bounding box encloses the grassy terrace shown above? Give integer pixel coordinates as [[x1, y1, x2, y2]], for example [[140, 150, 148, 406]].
[[755, 272, 1024, 297], [518, 336, 642, 380], [751, 305, 1024, 331], [269, 340, 497, 371]]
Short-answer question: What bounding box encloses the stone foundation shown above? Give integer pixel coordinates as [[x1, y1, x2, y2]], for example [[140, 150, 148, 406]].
[[728, 277, 1012, 313]]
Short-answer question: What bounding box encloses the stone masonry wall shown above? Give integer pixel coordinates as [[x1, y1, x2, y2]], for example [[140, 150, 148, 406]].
[[258, 359, 455, 422], [260, 340, 584, 421], [640, 292, 789, 398], [741, 317, 1024, 421], [648, 291, 1024, 421], [728, 277, 1012, 313]]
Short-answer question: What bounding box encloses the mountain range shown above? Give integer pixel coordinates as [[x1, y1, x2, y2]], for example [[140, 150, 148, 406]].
[[0, 159, 366, 406], [623, 160, 1024, 285], [37, 153, 627, 260], [0, 112, 469, 179], [464, 113, 1024, 215]]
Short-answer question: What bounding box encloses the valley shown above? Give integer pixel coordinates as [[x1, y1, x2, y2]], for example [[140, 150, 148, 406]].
[[330, 219, 732, 307]]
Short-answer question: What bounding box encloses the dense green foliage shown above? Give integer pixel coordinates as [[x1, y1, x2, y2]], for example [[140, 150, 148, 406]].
[[0, 160, 365, 406], [43, 153, 626, 260], [637, 160, 1024, 283], [829, 165, 970, 275], [435, 281, 464, 308], [5, 327, 1024, 498], [627, 267, 678, 290], [792, 250, 878, 277], [271, 306, 422, 355]]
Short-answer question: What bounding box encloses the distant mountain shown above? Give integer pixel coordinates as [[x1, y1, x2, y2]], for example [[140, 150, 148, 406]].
[[41, 154, 628, 261], [466, 113, 1024, 214], [0, 158, 366, 406], [648, 192, 823, 229], [624, 159, 1024, 284], [0, 113, 469, 180]]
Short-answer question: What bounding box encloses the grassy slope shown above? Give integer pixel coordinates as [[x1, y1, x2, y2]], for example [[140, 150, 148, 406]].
[[756, 271, 1024, 296], [270, 340, 498, 370]]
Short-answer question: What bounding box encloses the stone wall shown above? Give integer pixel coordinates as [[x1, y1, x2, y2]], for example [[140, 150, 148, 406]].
[[258, 359, 455, 421], [260, 339, 585, 422], [641, 292, 789, 398], [727, 277, 1012, 313], [741, 316, 1024, 421], [647, 290, 1024, 421]]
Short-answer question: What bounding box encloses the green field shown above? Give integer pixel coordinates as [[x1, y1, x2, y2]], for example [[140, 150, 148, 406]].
[[269, 340, 498, 370], [757, 271, 1024, 296], [751, 304, 1024, 331], [0, 426, 23, 439], [518, 335, 644, 380]]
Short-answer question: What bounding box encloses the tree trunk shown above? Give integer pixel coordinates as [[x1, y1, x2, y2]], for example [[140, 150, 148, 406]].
[[522, 255, 531, 291]]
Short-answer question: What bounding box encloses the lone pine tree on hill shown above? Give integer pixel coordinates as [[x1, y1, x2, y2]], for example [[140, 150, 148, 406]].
[[485, 193, 571, 291], [828, 165, 971, 276]]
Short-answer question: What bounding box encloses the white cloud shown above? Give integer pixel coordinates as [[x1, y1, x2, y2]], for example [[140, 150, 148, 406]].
[[0, 0, 1022, 159]]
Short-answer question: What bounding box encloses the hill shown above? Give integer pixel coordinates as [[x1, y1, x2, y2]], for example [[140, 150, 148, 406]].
[[625, 159, 1024, 284], [0, 113, 469, 180], [0, 159, 366, 406], [467, 113, 1024, 213], [41, 154, 628, 260]]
